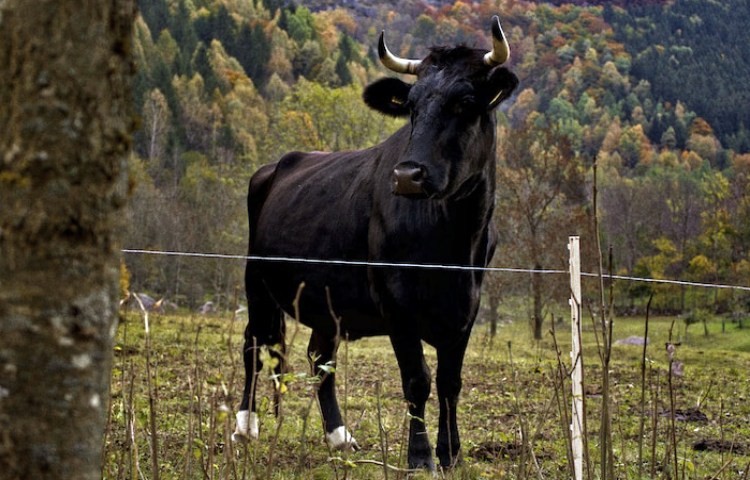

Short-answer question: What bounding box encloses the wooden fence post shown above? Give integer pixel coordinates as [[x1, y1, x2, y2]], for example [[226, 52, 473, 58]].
[[569, 236, 583, 480]]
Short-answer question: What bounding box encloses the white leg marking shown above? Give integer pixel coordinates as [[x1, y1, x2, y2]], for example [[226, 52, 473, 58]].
[[232, 410, 259, 442], [326, 426, 359, 451]]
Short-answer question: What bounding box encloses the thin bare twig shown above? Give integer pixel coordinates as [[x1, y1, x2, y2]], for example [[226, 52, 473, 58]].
[[266, 282, 305, 479], [328, 457, 420, 474], [667, 319, 679, 480], [134, 295, 160, 480], [637, 293, 653, 479], [549, 321, 575, 479], [376, 380, 389, 480], [650, 367, 660, 479], [707, 459, 734, 480]]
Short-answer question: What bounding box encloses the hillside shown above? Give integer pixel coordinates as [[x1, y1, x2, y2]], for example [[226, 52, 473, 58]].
[[605, 0, 750, 152], [123, 0, 750, 315]]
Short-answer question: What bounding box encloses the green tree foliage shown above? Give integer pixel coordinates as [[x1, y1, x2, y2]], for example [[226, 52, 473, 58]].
[[334, 33, 359, 85], [170, 0, 198, 66], [267, 78, 402, 158], [605, 0, 750, 152], [138, 0, 170, 41], [284, 6, 316, 46], [191, 42, 220, 94], [127, 0, 399, 306], [234, 22, 271, 86]]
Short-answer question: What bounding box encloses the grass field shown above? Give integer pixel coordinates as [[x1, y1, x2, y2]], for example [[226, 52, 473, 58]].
[[104, 303, 750, 479]]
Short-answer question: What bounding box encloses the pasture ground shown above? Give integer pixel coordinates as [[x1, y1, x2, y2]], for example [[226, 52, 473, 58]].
[[105, 305, 750, 479]]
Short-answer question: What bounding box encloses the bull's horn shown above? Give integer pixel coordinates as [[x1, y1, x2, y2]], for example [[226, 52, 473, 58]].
[[483, 15, 510, 66], [378, 31, 421, 75]]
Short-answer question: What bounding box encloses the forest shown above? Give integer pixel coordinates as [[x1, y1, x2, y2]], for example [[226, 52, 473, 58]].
[[123, 0, 750, 324]]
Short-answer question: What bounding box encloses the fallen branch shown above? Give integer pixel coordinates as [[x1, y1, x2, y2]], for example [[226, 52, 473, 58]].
[[327, 457, 422, 474]]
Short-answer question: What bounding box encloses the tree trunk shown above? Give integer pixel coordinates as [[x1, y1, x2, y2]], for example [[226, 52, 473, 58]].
[[0, 2, 135, 479], [488, 293, 500, 339], [532, 263, 544, 340]]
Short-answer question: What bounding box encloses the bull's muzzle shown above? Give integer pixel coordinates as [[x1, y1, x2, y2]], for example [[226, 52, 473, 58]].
[[392, 163, 426, 196]]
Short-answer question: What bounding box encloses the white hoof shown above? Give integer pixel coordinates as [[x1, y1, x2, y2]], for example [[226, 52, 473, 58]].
[[326, 426, 359, 451], [232, 410, 258, 442]]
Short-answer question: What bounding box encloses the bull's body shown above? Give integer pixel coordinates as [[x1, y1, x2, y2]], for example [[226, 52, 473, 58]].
[[247, 125, 494, 341], [235, 18, 518, 470]]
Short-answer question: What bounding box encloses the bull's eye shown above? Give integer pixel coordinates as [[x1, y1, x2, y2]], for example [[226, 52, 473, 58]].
[[452, 95, 477, 116]]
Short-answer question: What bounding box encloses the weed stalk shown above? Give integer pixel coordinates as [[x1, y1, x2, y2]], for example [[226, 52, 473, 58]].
[[549, 319, 575, 479], [185, 372, 195, 479], [667, 319, 679, 480], [208, 393, 217, 480], [126, 363, 139, 480], [266, 283, 306, 479], [637, 293, 654, 478], [592, 162, 616, 479], [507, 340, 531, 479], [134, 296, 160, 480], [397, 405, 409, 478], [376, 380, 389, 480], [650, 366, 660, 479], [114, 308, 131, 480]]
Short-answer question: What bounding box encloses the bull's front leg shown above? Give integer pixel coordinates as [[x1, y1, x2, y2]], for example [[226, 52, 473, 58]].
[[390, 332, 435, 471], [435, 336, 469, 468], [308, 331, 359, 451]]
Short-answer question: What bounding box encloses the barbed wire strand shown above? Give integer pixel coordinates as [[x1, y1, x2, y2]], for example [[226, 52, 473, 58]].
[[121, 248, 750, 292]]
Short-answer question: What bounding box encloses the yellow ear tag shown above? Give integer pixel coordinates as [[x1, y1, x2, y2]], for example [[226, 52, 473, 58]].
[[488, 89, 506, 107], [391, 96, 405, 106]]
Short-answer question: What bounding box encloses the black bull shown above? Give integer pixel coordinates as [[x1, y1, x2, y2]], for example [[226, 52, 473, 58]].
[[233, 17, 519, 470]]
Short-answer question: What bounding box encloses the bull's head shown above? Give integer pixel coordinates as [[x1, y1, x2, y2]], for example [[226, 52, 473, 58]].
[[364, 16, 518, 199]]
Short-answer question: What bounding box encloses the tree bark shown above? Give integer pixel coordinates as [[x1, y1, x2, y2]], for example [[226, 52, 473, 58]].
[[488, 293, 500, 339], [0, 2, 135, 479], [531, 263, 544, 340]]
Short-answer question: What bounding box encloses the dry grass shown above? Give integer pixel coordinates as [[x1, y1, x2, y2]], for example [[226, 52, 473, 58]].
[[104, 305, 750, 479]]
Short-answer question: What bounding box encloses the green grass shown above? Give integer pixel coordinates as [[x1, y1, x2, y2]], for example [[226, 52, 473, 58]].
[[104, 306, 750, 479]]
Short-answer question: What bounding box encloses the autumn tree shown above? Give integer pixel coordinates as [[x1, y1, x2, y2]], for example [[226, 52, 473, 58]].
[[0, 1, 135, 479], [728, 154, 750, 290], [494, 120, 587, 339]]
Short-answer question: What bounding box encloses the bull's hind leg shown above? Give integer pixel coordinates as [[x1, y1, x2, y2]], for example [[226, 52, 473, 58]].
[[233, 267, 285, 442], [307, 331, 359, 450], [269, 336, 287, 416]]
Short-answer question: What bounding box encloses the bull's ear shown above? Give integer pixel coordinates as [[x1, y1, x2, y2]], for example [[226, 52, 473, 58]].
[[363, 78, 412, 117], [484, 67, 518, 111]]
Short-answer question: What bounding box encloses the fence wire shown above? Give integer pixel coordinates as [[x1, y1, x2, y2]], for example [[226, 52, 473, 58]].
[[122, 248, 750, 292]]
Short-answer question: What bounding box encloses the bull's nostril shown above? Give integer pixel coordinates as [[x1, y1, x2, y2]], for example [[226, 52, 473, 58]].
[[393, 167, 424, 183], [392, 165, 427, 196]]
